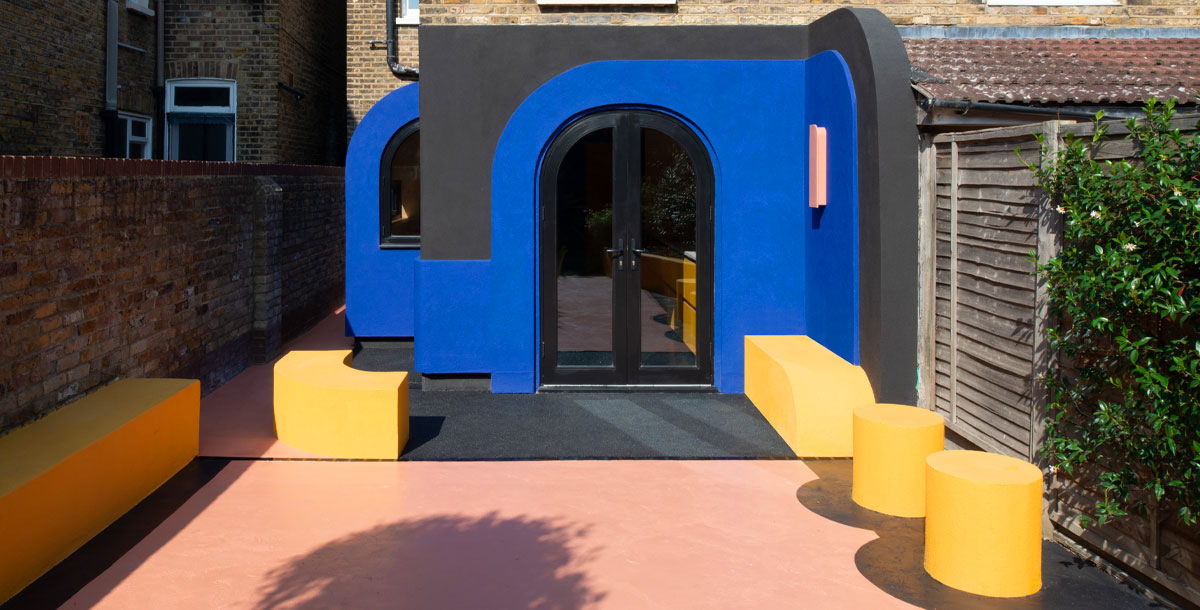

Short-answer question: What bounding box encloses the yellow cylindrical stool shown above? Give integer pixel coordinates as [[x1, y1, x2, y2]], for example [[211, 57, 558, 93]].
[[925, 450, 1043, 597], [851, 403, 945, 517]]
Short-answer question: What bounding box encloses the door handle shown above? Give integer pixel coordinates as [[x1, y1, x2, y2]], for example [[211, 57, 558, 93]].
[[607, 238, 624, 270], [606, 238, 624, 258], [629, 238, 646, 269]]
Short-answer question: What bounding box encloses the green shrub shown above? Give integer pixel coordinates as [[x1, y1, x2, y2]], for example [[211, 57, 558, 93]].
[[1034, 99, 1200, 528]]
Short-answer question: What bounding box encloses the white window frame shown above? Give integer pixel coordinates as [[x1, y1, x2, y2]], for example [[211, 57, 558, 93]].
[[396, 0, 419, 25], [165, 78, 237, 162], [119, 111, 153, 159], [126, 0, 155, 16], [987, 0, 1118, 5]]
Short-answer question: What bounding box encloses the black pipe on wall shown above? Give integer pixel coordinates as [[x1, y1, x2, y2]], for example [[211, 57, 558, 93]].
[[386, 0, 418, 79]]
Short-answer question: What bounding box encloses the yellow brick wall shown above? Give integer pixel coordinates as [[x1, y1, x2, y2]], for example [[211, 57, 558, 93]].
[[417, 0, 1200, 27], [347, 0, 418, 141]]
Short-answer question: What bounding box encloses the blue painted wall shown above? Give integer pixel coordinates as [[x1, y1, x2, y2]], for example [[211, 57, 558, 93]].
[[486, 59, 839, 393], [804, 51, 861, 365], [352, 58, 860, 393], [344, 84, 420, 338]]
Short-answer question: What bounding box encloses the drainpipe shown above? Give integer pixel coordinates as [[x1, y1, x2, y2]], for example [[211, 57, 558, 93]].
[[103, 0, 122, 157], [386, 0, 418, 79], [155, 0, 165, 159]]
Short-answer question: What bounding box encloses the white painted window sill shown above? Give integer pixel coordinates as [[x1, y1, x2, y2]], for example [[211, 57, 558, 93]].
[[126, 1, 155, 16], [395, 15, 420, 26]]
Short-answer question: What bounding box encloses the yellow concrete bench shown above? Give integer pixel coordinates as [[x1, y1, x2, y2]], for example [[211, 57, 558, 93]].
[[0, 378, 199, 604], [925, 450, 1043, 597], [852, 403, 945, 517], [273, 350, 409, 459], [744, 335, 875, 457]]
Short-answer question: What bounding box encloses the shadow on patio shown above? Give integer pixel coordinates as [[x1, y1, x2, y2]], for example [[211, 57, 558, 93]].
[[254, 512, 605, 610], [796, 461, 1164, 610]]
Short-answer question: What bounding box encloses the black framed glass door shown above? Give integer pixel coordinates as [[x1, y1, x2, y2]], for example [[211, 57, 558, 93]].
[[540, 110, 713, 387]]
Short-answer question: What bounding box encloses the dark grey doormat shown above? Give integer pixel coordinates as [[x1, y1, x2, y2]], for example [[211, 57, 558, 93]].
[[399, 391, 797, 460]]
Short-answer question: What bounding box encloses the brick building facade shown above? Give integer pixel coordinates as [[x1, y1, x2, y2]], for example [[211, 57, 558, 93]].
[[0, 2, 157, 157], [346, 0, 1200, 137], [1, 0, 347, 165]]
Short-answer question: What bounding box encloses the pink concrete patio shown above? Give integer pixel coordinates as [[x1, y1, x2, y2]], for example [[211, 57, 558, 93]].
[[60, 460, 905, 610]]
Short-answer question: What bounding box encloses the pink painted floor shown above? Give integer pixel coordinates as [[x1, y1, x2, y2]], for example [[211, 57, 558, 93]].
[[60, 460, 915, 610], [198, 306, 351, 459]]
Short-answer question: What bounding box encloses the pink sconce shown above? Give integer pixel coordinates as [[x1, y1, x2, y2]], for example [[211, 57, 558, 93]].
[[809, 124, 827, 208]]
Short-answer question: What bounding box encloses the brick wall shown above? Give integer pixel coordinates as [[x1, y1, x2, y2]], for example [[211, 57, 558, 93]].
[[0, 157, 345, 435], [347, 0, 418, 140], [0, 1, 159, 157], [279, 2, 349, 165], [165, 1, 280, 162], [418, 0, 1200, 27]]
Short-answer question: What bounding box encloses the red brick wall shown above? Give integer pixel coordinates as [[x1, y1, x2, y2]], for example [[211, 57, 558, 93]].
[[0, 157, 344, 435]]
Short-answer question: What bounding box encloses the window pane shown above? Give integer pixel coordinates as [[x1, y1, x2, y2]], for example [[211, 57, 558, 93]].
[[177, 123, 229, 161], [639, 127, 697, 367], [174, 86, 230, 108], [555, 128, 615, 368], [128, 142, 145, 159], [387, 131, 420, 237], [406, 0, 419, 11], [130, 119, 147, 138]]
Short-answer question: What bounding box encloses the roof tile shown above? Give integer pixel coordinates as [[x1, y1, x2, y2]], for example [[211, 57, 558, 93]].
[[904, 38, 1200, 105]]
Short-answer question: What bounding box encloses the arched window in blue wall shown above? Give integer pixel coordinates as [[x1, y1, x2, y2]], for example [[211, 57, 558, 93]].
[[380, 120, 420, 248]]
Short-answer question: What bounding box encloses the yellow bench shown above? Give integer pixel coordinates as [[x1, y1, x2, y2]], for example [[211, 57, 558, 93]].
[[925, 450, 1043, 597], [273, 350, 409, 459], [0, 378, 200, 604], [744, 335, 875, 457]]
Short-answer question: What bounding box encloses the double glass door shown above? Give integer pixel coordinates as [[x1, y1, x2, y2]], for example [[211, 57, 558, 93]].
[[540, 111, 713, 387]]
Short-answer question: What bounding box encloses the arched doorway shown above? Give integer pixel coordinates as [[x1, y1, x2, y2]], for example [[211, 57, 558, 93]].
[[539, 110, 714, 388]]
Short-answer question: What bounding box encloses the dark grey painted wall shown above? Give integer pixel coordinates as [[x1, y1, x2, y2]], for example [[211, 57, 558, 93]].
[[419, 25, 808, 260], [810, 9, 920, 405], [418, 13, 917, 404]]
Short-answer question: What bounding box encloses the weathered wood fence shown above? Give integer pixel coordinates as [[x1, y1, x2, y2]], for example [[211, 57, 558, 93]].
[[916, 117, 1200, 608]]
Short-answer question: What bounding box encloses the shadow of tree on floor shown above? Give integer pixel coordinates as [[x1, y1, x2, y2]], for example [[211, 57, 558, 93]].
[[797, 461, 1161, 610], [254, 512, 606, 610]]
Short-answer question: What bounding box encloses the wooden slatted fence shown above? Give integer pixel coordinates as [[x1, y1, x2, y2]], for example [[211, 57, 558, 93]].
[[917, 117, 1200, 608]]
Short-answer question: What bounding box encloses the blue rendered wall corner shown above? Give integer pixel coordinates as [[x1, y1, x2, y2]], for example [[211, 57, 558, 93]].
[[344, 84, 421, 338], [804, 51, 860, 365]]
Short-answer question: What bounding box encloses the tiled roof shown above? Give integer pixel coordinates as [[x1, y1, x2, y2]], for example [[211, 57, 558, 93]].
[[904, 38, 1200, 105]]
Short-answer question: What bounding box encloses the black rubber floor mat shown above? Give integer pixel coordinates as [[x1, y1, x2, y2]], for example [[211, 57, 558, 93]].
[[400, 391, 796, 460]]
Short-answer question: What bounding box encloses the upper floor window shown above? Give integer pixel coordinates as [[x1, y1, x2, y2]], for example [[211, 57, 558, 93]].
[[381, 121, 420, 248], [396, 0, 419, 25], [166, 78, 236, 161]]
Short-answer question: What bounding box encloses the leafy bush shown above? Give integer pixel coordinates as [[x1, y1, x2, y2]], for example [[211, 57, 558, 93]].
[[1034, 99, 1200, 528]]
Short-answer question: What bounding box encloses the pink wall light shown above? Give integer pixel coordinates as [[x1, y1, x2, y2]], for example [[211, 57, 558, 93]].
[[809, 124, 827, 208]]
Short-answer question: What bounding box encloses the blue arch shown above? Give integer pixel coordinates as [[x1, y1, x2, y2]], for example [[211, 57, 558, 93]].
[[344, 83, 420, 338], [478, 57, 859, 392]]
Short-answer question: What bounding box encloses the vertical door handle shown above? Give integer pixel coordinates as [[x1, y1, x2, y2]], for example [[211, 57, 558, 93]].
[[629, 238, 646, 269], [606, 238, 624, 270], [606, 238, 624, 258]]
